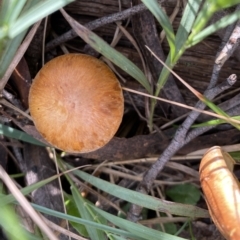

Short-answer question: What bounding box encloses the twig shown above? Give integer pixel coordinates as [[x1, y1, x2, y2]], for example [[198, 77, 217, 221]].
[[146, 75, 236, 186], [0, 165, 58, 240], [127, 15, 240, 220], [128, 74, 237, 222], [209, 21, 236, 88], [45, 3, 158, 52], [215, 9, 240, 69]]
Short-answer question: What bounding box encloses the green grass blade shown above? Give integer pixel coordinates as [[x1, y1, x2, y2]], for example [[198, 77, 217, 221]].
[[0, 203, 31, 240], [0, 27, 8, 39], [192, 116, 240, 127], [175, 0, 201, 53], [202, 96, 240, 130], [208, 0, 240, 9], [189, 3, 217, 39], [189, 10, 240, 47], [31, 203, 188, 240], [229, 152, 240, 162], [58, 157, 106, 239], [65, 197, 89, 237], [31, 203, 141, 239], [189, 0, 240, 44], [0, 0, 19, 25], [61, 9, 151, 93], [109, 235, 128, 240], [66, 193, 144, 240], [155, 55, 173, 96], [7, 0, 27, 24], [0, 1, 37, 77], [0, 124, 46, 147], [0, 31, 26, 77], [71, 187, 105, 240], [141, 0, 175, 60], [89, 204, 186, 240], [8, 0, 75, 38], [67, 166, 208, 218]]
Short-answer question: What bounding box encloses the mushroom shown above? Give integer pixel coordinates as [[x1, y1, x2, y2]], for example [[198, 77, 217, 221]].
[[199, 146, 240, 240], [29, 54, 124, 153]]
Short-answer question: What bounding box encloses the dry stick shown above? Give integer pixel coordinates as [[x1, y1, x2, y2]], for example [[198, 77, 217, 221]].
[[45, 3, 160, 52], [208, 4, 240, 88], [0, 21, 41, 92], [0, 165, 58, 240], [127, 20, 240, 221], [128, 76, 237, 222], [215, 10, 240, 69]]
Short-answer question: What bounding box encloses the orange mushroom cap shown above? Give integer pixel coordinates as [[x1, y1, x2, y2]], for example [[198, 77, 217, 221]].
[[29, 54, 124, 153], [199, 146, 240, 240]]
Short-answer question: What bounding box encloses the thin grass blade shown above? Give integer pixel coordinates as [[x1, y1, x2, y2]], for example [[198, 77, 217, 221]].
[[65, 196, 89, 237], [175, 0, 201, 53], [208, 0, 240, 9], [141, 0, 176, 60], [8, 0, 75, 38], [71, 186, 105, 240], [189, 0, 240, 44], [67, 166, 209, 218], [31, 203, 141, 239], [108, 235, 128, 240], [0, 0, 37, 77], [89, 204, 186, 240], [189, 10, 240, 47], [148, 48, 240, 129], [8, 0, 27, 24], [192, 116, 240, 128], [202, 96, 240, 130], [0, 124, 46, 147], [0, 0, 19, 25], [0, 203, 30, 240], [0, 31, 26, 77], [155, 55, 173, 96]]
